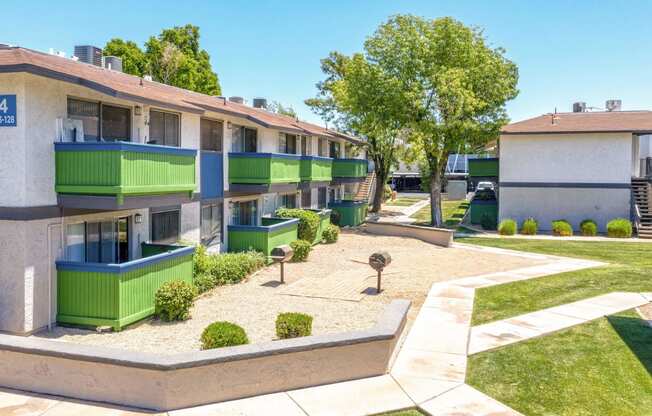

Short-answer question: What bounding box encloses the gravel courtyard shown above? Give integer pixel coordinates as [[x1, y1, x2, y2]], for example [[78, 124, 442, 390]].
[[35, 229, 551, 353]]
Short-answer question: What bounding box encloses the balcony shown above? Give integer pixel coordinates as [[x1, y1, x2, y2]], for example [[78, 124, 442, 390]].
[[332, 158, 368, 181], [227, 217, 299, 258], [229, 152, 301, 185], [55, 142, 197, 207], [56, 243, 195, 331], [300, 156, 333, 182], [329, 200, 368, 227]]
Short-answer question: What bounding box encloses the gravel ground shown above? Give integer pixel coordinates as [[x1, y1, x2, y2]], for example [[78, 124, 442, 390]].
[[35, 229, 550, 353]]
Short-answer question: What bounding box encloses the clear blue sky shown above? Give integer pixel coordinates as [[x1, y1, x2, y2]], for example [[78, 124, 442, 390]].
[[2, 0, 651, 126]]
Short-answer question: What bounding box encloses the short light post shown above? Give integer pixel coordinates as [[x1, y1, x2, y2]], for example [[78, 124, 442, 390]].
[[270, 245, 294, 284], [369, 251, 392, 294]]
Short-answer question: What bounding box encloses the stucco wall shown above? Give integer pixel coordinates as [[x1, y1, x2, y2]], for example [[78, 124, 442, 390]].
[[0, 73, 27, 207]]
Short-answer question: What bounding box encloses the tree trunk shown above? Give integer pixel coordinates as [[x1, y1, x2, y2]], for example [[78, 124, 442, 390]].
[[370, 169, 386, 213], [429, 169, 443, 227]]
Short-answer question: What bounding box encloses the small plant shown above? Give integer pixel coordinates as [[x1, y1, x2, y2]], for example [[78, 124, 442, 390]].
[[383, 184, 392, 201], [276, 208, 321, 242], [155, 280, 197, 322], [290, 239, 312, 262], [498, 219, 517, 235], [520, 217, 538, 235], [580, 219, 598, 236], [192, 274, 215, 294], [322, 224, 340, 243], [330, 209, 342, 226], [192, 250, 265, 293], [200, 321, 249, 350], [276, 312, 313, 339], [606, 218, 632, 238], [480, 213, 496, 230], [551, 220, 573, 237]]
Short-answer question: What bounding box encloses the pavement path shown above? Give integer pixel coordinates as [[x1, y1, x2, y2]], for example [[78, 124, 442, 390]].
[[2, 245, 650, 416]]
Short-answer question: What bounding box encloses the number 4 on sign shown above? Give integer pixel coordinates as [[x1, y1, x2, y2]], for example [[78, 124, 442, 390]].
[[0, 98, 7, 114]]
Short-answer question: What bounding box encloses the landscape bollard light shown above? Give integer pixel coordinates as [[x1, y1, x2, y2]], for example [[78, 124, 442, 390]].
[[368, 251, 392, 293], [270, 245, 294, 284]]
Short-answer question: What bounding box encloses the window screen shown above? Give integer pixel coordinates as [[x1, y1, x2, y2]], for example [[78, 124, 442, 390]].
[[318, 187, 327, 209], [67, 98, 99, 141], [151, 210, 180, 244], [301, 189, 312, 208], [232, 126, 257, 152], [101, 105, 130, 141], [150, 110, 180, 147], [201, 119, 223, 151]]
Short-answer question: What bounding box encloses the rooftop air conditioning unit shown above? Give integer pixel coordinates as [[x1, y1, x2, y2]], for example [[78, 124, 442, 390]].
[[229, 96, 245, 104], [572, 102, 586, 113], [606, 99, 622, 112]]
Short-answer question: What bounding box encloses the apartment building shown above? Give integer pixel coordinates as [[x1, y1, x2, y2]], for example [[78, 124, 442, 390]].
[[0, 45, 368, 334]]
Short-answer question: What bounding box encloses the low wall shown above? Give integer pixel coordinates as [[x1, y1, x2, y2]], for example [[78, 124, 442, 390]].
[[0, 300, 410, 411], [364, 221, 454, 247]]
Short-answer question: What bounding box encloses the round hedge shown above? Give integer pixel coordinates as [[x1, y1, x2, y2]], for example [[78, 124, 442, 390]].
[[606, 218, 632, 238], [580, 219, 598, 236], [275, 208, 320, 242], [154, 280, 197, 322], [322, 224, 340, 244], [200, 321, 249, 350], [276, 312, 313, 339], [498, 219, 517, 236], [551, 220, 573, 237], [520, 218, 538, 235], [290, 239, 312, 262]]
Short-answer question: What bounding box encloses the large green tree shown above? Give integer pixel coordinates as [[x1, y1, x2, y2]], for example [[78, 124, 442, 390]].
[[103, 24, 221, 95], [364, 15, 518, 226], [306, 52, 407, 213]]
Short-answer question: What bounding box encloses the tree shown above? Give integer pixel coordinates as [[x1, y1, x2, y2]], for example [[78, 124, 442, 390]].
[[267, 101, 298, 118], [103, 24, 221, 95], [306, 52, 407, 213], [363, 15, 518, 226]]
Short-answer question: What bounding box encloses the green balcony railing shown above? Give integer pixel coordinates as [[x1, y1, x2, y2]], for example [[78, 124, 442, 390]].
[[56, 244, 195, 331], [329, 200, 368, 227], [227, 217, 299, 257], [300, 156, 333, 182], [55, 142, 197, 205], [468, 158, 499, 177], [229, 152, 301, 185], [332, 158, 368, 178]]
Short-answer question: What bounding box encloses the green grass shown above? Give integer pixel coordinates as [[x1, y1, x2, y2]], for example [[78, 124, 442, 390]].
[[467, 310, 652, 416], [411, 200, 469, 228], [459, 237, 652, 325], [384, 197, 425, 206], [375, 410, 424, 416]]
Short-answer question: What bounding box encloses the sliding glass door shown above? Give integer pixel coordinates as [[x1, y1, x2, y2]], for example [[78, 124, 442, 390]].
[[65, 217, 130, 264]]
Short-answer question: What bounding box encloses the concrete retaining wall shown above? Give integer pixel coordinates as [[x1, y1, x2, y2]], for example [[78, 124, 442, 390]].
[[364, 221, 454, 247], [0, 300, 409, 411]]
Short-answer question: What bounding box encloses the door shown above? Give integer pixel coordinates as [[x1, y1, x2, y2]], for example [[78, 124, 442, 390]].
[[200, 119, 224, 199]]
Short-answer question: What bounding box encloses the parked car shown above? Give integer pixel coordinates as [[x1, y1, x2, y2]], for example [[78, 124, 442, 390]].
[[476, 181, 495, 191]]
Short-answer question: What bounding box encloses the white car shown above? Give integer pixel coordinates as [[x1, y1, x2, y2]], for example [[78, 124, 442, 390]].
[[476, 181, 494, 191]]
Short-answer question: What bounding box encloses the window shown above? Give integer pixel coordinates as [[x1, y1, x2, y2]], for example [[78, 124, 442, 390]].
[[230, 200, 258, 226], [300, 136, 311, 155], [150, 110, 180, 147], [301, 189, 312, 208], [151, 209, 180, 244], [279, 193, 297, 209], [201, 202, 223, 245], [64, 218, 130, 264], [68, 98, 99, 141], [232, 126, 257, 152], [201, 118, 223, 151], [318, 187, 327, 209], [329, 141, 341, 159], [101, 105, 131, 141], [318, 138, 328, 157], [278, 133, 297, 154]]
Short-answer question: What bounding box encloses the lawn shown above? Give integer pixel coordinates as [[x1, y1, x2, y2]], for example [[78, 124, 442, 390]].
[[410, 199, 469, 227], [467, 309, 652, 416], [377, 410, 424, 416], [384, 196, 425, 206], [459, 238, 652, 325]]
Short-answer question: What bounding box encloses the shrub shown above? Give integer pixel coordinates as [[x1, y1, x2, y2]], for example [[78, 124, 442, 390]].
[[498, 219, 517, 235], [193, 274, 214, 294], [330, 209, 342, 226], [290, 239, 312, 262], [322, 224, 340, 244], [551, 220, 573, 237], [384, 184, 392, 201], [193, 244, 212, 277], [192, 250, 265, 292], [580, 219, 598, 236], [275, 208, 321, 242], [480, 213, 497, 230], [155, 280, 197, 322], [276, 312, 313, 339], [200, 321, 249, 350], [606, 218, 632, 238], [520, 217, 538, 235]]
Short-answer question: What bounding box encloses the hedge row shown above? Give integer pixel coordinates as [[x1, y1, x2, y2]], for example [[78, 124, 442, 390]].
[[497, 217, 633, 238]]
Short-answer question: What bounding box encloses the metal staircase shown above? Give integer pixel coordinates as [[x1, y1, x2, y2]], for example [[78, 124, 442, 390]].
[[354, 171, 376, 202], [631, 178, 652, 239]]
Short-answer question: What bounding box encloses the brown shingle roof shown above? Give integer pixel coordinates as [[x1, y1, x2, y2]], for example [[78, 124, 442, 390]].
[[0, 46, 358, 142], [502, 111, 652, 135]]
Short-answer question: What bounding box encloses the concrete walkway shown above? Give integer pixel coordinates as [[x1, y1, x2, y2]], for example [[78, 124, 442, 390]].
[[2, 247, 649, 416]]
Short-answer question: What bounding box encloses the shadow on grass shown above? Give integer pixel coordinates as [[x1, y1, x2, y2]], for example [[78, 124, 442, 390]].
[[607, 314, 652, 375]]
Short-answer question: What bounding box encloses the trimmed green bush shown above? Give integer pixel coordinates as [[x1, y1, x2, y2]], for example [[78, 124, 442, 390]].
[[480, 213, 497, 230], [192, 250, 265, 293], [290, 239, 312, 262], [330, 209, 342, 226], [552, 220, 573, 237], [322, 224, 340, 243], [520, 218, 538, 235], [200, 321, 249, 350], [193, 274, 214, 294], [155, 280, 197, 322], [580, 219, 598, 236], [384, 184, 392, 201], [276, 312, 313, 339], [193, 244, 212, 277], [606, 218, 632, 238], [498, 219, 517, 235], [275, 208, 321, 242]]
